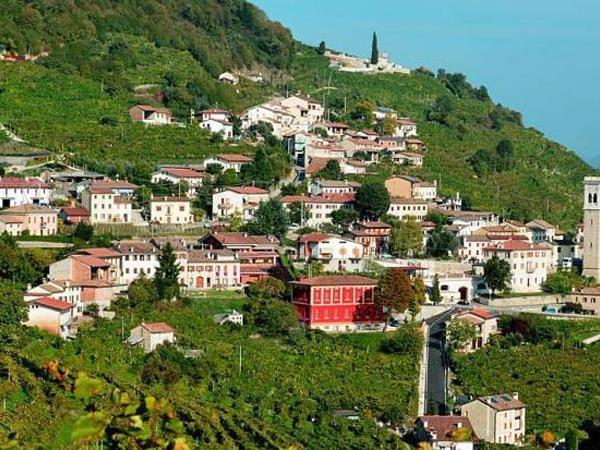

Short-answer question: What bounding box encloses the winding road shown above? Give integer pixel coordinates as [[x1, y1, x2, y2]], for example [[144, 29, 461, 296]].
[[424, 309, 454, 415]]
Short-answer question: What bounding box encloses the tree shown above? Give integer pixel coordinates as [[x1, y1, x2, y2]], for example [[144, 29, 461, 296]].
[[446, 319, 479, 351], [317, 41, 326, 55], [245, 198, 289, 240], [430, 275, 442, 304], [314, 160, 342, 181], [390, 218, 423, 257], [352, 99, 376, 123], [496, 139, 514, 171], [216, 168, 238, 186], [380, 325, 422, 355], [245, 277, 286, 299], [0, 286, 28, 329], [425, 227, 459, 258], [330, 208, 359, 230], [376, 268, 413, 330], [409, 277, 427, 320], [483, 256, 511, 296], [287, 202, 303, 225], [381, 113, 397, 135], [154, 243, 180, 300], [227, 211, 244, 232], [370, 32, 379, 65], [355, 182, 390, 220], [206, 163, 224, 176], [249, 298, 298, 337], [73, 222, 94, 242], [128, 275, 159, 308], [566, 429, 588, 450]]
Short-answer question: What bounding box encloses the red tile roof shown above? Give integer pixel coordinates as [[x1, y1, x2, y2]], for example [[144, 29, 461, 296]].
[[306, 157, 334, 174], [32, 297, 73, 311], [323, 122, 350, 128], [215, 153, 253, 163], [281, 193, 355, 205], [225, 186, 269, 195], [133, 104, 171, 114], [292, 275, 377, 287], [485, 241, 549, 252], [151, 196, 190, 203], [357, 221, 391, 229], [0, 177, 49, 189], [71, 255, 112, 268], [417, 416, 474, 441], [76, 248, 122, 258], [142, 322, 174, 333], [163, 168, 204, 178], [298, 233, 331, 243], [206, 232, 279, 247], [60, 207, 91, 217]]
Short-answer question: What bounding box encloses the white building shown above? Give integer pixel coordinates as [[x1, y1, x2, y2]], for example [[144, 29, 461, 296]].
[[396, 117, 418, 137], [0, 177, 51, 207], [202, 153, 253, 173], [387, 198, 428, 221], [451, 309, 498, 352], [212, 186, 269, 220], [214, 310, 244, 325], [111, 240, 160, 285], [242, 104, 295, 130], [280, 94, 324, 124], [26, 297, 79, 339], [150, 196, 193, 225], [526, 219, 562, 243], [482, 241, 554, 293], [128, 322, 175, 353], [182, 249, 241, 289], [200, 119, 234, 139], [459, 236, 492, 263], [373, 107, 398, 121], [309, 180, 361, 195], [297, 233, 365, 273], [82, 187, 133, 224], [151, 167, 204, 192], [129, 105, 172, 125], [218, 72, 239, 85], [281, 193, 355, 228], [461, 394, 526, 446]]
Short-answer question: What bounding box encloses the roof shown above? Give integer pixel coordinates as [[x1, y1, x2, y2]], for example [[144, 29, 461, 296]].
[[142, 322, 174, 334], [71, 255, 112, 268], [0, 177, 49, 189], [151, 195, 190, 203], [455, 308, 495, 325], [0, 205, 56, 215], [198, 108, 230, 115], [188, 249, 235, 262], [478, 394, 525, 411], [526, 219, 556, 230], [298, 233, 331, 243], [291, 275, 377, 287], [572, 286, 600, 296], [72, 279, 113, 288], [345, 159, 368, 167], [203, 232, 279, 247], [75, 248, 122, 258], [417, 416, 474, 441], [162, 167, 204, 178], [214, 153, 253, 163], [31, 297, 74, 311], [464, 235, 492, 242], [359, 128, 380, 136], [485, 241, 550, 252], [112, 240, 157, 255], [322, 122, 350, 129], [281, 193, 355, 205], [314, 180, 361, 188], [132, 104, 171, 114], [60, 207, 91, 217], [88, 180, 138, 193], [397, 117, 417, 125], [357, 221, 391, 229], [0, 215, 23, 224], [306, 157, 335, 174], [224, 186, 269, 195], [390, 197, 428, 205]]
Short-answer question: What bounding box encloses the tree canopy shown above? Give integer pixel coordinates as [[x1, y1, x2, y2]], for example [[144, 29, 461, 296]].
[[355, 182, 390, 220]]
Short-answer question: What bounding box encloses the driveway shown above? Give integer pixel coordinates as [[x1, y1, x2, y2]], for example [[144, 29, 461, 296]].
[[425, 309, 454, 415]]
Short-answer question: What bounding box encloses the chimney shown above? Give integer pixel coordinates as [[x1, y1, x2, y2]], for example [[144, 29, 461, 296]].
[[512, 392, 519, 400]]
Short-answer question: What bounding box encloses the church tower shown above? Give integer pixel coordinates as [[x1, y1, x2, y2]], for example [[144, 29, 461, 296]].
[[583, 177, 600, 280]]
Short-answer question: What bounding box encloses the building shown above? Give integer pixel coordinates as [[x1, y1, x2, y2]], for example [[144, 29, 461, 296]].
[[150, 196, 193, 225], [196, 108, 230, 123], [373, 106, 398, 120], [0, 205, 58, 236], [459, 236, 492, 264], [26, 297, 78, 339], [414, 416, 475, 450], [297, 233, 365, 273], [128, 322, 175, 353], [200, 119, 234, 139], [291, 275, 383, 332], [112, 240, 160, 285], [24, 280, 82, 309], [384, 176, 436, 200], [281, 193, 356, 228], [396, 117, 418, 137], [583, 177, 600, 280], [387, 198, 428, 221], [81, 180, 138, 224], [0, 177, 51, 207], [49, 254, 112, 284], [568, 287, 600, 315], [344, 221, 391, 256], [451, 309, 498, 352], [280, 94, 325, 124], [218, 72, 239, 85], [202, 153, 253, 173], [482, 241, 554, 293], [318, 122, 350, 137], [129, 105, 172, 125], [182, 249, 240, 289], [526, 219, 562, 243], [461, 393, 526, 446], [212, 186, 269, 220], [309, 180, 361, 195], [391, 151, 423, 167], [214, 310, 244, 325], [59, 207, 91, 224], [151, 167, 204, 192]]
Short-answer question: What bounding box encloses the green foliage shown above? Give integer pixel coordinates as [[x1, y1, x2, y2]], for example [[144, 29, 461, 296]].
[[469, 139, 515, 175], [380, 325, 422, 355], [430, 274, 442, 304], [244, 277, 287, 300], [244, 198, 289, 240], [370, 32, 379, 65], [376, 268, 413, 322], [73, 222, 94, 242], [330, 208, 359, 230], [483, 256, 512, 295], [314, 160, 342, 180], [154, 243, 180, 300], [0, 285, 28, 331], [446, 319, 479, 351], [355, 181, 390, 220], [425, 226, 459, 258], [318, 41, 326, 56], [390, 217, 423, 257], [247, 298, 299, 337], [543, 268, 594, 295], [127, 275, 159, 309]]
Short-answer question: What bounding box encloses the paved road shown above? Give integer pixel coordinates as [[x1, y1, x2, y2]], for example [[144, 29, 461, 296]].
[[425, 310, 454, 415]]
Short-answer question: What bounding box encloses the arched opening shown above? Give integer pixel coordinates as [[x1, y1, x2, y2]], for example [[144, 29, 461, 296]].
[[459, 287, 468, 301], [196, 276, 204, 289]]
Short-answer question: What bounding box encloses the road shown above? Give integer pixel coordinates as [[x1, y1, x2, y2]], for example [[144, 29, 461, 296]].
[[424, 309, 454, 415]]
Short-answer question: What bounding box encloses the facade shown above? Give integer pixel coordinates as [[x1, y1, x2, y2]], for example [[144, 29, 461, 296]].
[[212, 186, 269, 220], [309, 180, 361, 195], [452, 309, 498, 352], [129, 322, 175, 353], [26, 297, 77, 339], [150, 196, 193, 225], [129, 105, 172, 125], [182, 249, 240, 289], [459, 236, 492, 263], [384, 176, 435, 200], [81, 180, 138, 224], [396, 117, 418, 137], [583, 177, 600, 280], [526, 219, 561, 243], [202, 153, 253, 173], [200, 119, 234, 138], [280, 95, 325, 124], [281, 193, 356, 228], [24, 280, 82, 311], [0, 205, 58, 236], [291, 275, 383, 332], [414, 416, 475, 450], [461, 393, 526, 446], [0, 177, 51, 207], [150, 167, 204, 192], [344, 221, 391, 256], [482, 241, 554, 293], [112, 240, 160, 285], [297, 233, 365, 272], [59, 207, 91, 224], [218, 72, 239, 85], [387, 198, 428, 221], [568, 287, 600, 315], [319, 122, 350, 137]]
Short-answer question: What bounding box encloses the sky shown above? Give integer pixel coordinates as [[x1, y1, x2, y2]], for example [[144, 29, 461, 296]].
[[252, 0, 600, 167]]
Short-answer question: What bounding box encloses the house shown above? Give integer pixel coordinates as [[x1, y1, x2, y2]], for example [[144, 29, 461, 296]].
[[24, 280, 82, 311], [373, 107, 398, 120], [451, 309, 498, 352], [202, 153, 253, 173], [406, 138, 426, 151], [242, 104, 295, 131], [111, 240, 160, 285], [291, 275, 383, 332], [396, 117, 418, 137], [309, 179, 361, 195], [218, 72, 239, 85], [281, 193, 356, 228], [414, 416, 476, 450], [343, 160, 368, 175], [59, 207, 91, 224], [387, 198, 429, 221], [568, 287, 600, 315], [461, 393, 526, 446], [280, 94, 325, 124], [426, 274, 477, 304], [377, 135, 406, 150], [0, 205, 58, 236], [344, 221, 391, 256], [49, 254, 112, 284], [459, 236, 492, 263], [196, 108, 230, 123], [151, 167, 204, 192], [392, 151, 423, 167], [214, 310, 244, 326], [482, 241, 554, 293], [526, 219, 562, 243], [200, 118, 234, 139], [182, 249, 240, 289], [128, 322, 175, 353], [129, 105, 172, 125], [150, 196, 193, 225], [355, 128, 380, 141], [0, 176, 51, 207], [552, 237, 582, 267], [384, 176, 437, 200], [297, 233, 365, 273], [26, 297, 78, 339], [341, 138, 386, 163], [212, 186, 269, 220], [318, 122, 350, 137], [81, 180, 138, 224]]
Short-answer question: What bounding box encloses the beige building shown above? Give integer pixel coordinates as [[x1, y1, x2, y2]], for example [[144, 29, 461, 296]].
[[461, 393, 526, 446], [128, 322, 175, 353], [569, 287, 600, 315], [387, 197, 428, 221], [583, 177, 600, 280], [82, 182, 138, 224], [452, 309, 498, 352], [384, 176, 436, 200], [0, 205, 58, 236], [150, 196, 193, 225], [212, 186, 269, 220]]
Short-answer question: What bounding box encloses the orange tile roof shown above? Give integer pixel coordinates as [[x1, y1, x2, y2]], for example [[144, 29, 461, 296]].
[[292, 275, 377, 287], [142, 322, 174, 333], [32, 297, 73, 311]]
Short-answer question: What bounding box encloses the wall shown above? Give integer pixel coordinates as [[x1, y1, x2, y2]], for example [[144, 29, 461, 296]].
[[479, 294, 562, 307]]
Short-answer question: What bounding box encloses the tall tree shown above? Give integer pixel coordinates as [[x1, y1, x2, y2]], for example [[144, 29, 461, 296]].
[[370, 32, 379, 65], [425, 227, 459, 258], [314, 159, 342, 180], [430, 274, 442, 304], [0, 286, 28, 329], [245, 198, 289, 240], [390, 218, 423, 257], [355, 182, 390, 220], [317, 41, 326, 55], [446, 319, 479, 352], [330, 208, 359, 230], [409, 277, 426, 321], [154, 243, 181, 300], [483, 256, 512, 296], [376, 268, 413, 330]]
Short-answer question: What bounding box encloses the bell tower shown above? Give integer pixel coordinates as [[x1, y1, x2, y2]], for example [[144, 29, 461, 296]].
[[583, 177, 600, 280]]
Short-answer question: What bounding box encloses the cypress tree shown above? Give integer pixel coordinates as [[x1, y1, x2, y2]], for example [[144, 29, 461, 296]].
[[370, 32, 379, 65], [155, 243, 181, 300], [318, 41, 326, 55]]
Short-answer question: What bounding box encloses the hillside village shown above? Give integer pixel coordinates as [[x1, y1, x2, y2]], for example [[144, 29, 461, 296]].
[[0, 3, 600, 449]]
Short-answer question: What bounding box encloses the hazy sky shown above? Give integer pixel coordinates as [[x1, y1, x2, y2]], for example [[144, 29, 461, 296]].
[[252, 0, 600, 166]]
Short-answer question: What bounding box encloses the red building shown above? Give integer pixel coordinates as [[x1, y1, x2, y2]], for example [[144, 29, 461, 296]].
[[291, 275, 384, 332]]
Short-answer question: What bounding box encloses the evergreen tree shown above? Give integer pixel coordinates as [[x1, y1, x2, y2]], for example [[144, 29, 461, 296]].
[[245, 198, 289, 240], [355, 181, 390, 220], [370, 32, 379, 65], [154, 243, 181, 300], [483, 255, 511, 295], [430, 274, 442, 304], [318, 41, 326, 55]]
